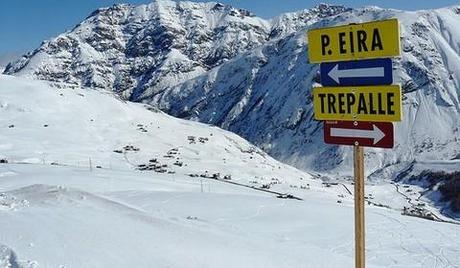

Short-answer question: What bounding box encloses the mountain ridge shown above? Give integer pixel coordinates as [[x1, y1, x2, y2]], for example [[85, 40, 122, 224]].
[[3, 1, 349, 98]]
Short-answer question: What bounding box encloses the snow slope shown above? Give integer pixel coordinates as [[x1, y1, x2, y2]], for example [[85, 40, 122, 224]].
[[0, 75, 460, 267], [0, 74, 313, 188], [1, 164, 460, 268]]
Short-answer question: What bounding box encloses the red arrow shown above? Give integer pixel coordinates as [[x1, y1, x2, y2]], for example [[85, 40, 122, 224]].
[[324, 121, 394, 148]]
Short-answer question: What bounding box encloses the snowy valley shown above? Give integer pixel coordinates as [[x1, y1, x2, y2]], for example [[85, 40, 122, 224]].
[[0, 75, 459, 267]]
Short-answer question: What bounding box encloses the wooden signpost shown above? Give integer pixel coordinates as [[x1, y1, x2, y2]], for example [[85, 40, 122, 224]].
[[308, 19, 401, 268]]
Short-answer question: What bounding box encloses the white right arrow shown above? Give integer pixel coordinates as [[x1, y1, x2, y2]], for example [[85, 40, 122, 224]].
[[328, 64, 385, 84], [330, 124, 385, 144]]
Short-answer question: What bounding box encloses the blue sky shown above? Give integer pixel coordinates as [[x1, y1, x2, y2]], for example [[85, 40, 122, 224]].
[[0, 0, 459, 62]]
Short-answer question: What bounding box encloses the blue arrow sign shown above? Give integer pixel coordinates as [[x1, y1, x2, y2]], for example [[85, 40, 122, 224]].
[[320, 58, 393, 87]]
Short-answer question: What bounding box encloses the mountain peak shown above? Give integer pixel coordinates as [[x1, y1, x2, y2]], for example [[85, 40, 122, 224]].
[[268, 4, 351, 39], [313, 3, 351, 13], [85, 2, 133, 20]]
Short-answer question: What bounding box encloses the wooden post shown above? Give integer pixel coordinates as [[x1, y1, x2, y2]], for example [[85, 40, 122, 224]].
[[354, 145, 365, 268]]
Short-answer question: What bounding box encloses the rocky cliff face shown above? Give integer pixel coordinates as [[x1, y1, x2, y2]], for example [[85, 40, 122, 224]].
[[4, 1, 460, 179], [4, 1, 346, 101]]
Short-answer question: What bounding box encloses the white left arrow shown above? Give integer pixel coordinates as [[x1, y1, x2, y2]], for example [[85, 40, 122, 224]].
[[330, 124, 385, 144], [328, 64, 385, 84]]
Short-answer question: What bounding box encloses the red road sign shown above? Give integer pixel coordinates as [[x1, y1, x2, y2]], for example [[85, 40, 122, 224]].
[[324, 121, 394, 148]]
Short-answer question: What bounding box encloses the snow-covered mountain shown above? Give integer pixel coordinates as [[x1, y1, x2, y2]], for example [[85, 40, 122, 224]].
[[155, 6, 460, 179], [4, 2, 460, 182], [4, 1, 346, 101]]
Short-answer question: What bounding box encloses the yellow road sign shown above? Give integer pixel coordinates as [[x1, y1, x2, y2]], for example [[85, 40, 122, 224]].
[[308, 19, 400, 63], [313, 85, 402, 122]]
